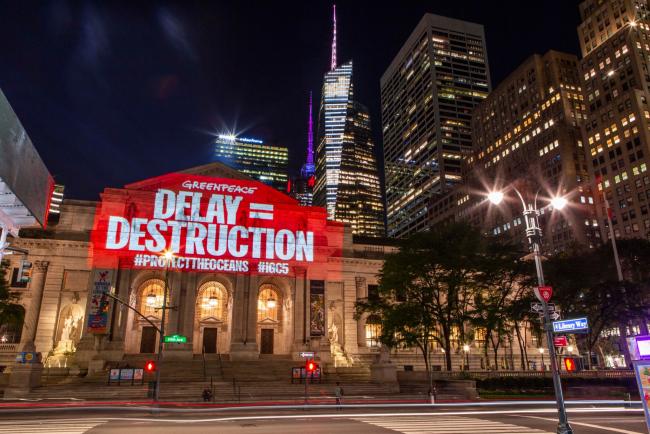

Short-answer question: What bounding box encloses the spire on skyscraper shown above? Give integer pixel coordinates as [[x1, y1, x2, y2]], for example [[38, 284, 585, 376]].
[[301, 91, 316, 178], [307, 91, 314, 166], [330, 4, 337, 71]]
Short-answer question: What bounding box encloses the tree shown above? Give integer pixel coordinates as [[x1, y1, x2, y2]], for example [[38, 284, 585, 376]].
[[545, 239, 650, 368], [0, 261, 24, 342], [355, 221, 488, 375], [470, 240, 534, 370]]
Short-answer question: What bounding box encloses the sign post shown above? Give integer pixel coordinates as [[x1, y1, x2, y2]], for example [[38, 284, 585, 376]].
[[552, 318, 589, 334], [553, 336, 568, 347], [534, 286, 553, 303], [163, 334, 187, 344]]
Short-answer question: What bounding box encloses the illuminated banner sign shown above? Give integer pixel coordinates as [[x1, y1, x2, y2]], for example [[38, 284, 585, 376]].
[[87, 269, 114, 334], [91, 173, 342, 276]]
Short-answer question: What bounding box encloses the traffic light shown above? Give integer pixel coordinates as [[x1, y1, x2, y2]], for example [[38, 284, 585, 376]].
[[18, 261, 32, 284], [306, 359, 317, 373], [145, 360, 156, 373], [564, 357, 577, 372]]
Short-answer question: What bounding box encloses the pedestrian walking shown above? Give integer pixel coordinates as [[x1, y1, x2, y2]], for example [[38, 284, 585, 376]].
[[334, 382, 344, 410]]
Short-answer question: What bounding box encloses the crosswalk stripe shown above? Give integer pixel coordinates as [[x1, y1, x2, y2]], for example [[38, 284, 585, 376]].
[[0, 419, 106, 434], [353, 416, 554, 434]]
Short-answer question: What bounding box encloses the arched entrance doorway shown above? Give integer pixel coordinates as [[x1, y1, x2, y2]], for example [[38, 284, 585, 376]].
[[256, 285, 283, 355], [136, 279, 167, 354], [194, 281, 230, 354], [0, 304, 24, 344]]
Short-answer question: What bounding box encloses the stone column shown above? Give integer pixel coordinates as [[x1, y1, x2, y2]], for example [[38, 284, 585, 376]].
[[7, 261, 48, 398], [229, 274, 258, 360], [19, 261, 49, 353], [162, 272, 192, 360], [291, 268, 308, 358], [110, 265, 131, 343]]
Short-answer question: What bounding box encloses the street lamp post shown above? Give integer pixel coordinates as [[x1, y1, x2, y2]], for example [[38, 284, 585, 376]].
[[489, 188, 573, 434], [539, 347, 546, 371], [154, 251, 174, 402]]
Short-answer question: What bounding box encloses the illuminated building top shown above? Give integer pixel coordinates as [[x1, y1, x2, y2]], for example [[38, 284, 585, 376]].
[[215, 134, 289, 192]]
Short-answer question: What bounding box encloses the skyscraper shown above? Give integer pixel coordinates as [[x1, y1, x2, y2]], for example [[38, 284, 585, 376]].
[[436, 51, 599, 253], [578, 0, 650, 241], [314, 5, 385, 237], [381, 14, 491, 238], [214, 134, 289, 192]]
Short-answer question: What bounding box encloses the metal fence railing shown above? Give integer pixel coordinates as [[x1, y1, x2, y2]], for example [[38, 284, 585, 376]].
[[428, 369, 635, 379]]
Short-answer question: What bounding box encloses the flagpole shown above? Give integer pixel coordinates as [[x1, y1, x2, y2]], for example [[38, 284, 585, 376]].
[[603, 196, 624, 282]]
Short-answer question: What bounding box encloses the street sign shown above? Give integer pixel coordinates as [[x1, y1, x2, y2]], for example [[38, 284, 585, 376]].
[[553, 317, 588, 333], [554, 336, 568, 347], [534, 286, 553, 303], [163, 334, 187, 344], [549, 312, 561, 321], [530, 302, 555, 313], [299, 351, 315, 358]]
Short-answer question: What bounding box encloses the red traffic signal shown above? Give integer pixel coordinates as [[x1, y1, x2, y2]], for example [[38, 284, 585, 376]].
[[306, 360, 317, 372], [145, 360, 156, 372], [564, 357, 577, 372]]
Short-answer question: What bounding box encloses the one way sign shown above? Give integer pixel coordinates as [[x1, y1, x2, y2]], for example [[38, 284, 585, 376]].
[[531, 302, 556, 313]]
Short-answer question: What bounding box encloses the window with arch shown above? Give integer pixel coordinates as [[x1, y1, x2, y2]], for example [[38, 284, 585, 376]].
[[196, 281, 228, 321], [139, 279, 165, 318], [365, 315, 382, 348], [257, 286, 280, 322]]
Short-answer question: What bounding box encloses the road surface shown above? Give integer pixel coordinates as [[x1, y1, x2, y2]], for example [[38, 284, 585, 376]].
[[0, 405, 646, 433]]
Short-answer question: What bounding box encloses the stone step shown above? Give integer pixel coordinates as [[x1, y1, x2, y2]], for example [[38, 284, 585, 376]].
[[21, 380, 400, 401]]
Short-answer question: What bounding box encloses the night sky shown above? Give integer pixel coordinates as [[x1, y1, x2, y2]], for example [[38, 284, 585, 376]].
[[0, 1, 581, 200]]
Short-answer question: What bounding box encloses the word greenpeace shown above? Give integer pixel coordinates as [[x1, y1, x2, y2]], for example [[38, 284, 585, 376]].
[[104, 189, 313, 262], [181, 180, 257, 194]]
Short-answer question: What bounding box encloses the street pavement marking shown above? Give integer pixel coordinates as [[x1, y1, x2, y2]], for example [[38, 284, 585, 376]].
[[0, 419, 107, 434], [523, 415, 645, 434], [353, 416, 554, 433]]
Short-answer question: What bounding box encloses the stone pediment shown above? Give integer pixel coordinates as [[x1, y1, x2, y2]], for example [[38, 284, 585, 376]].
[[199, 316, 223, 324], [124, 161, 252, 191]]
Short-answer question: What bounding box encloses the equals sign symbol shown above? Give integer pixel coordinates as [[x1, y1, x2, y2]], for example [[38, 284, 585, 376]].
[[249, 203, 274, 220]]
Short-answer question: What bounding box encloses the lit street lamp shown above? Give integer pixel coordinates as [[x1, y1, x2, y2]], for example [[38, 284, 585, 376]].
[[538, 347, 546, 371], [488, 186, 573, 434]]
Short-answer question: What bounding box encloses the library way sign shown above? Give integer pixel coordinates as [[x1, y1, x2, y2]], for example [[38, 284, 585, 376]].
[[552, 318, 589, 334]]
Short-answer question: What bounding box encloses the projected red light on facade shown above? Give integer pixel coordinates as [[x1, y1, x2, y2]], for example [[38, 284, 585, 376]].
[[91, 173, 343, 277]]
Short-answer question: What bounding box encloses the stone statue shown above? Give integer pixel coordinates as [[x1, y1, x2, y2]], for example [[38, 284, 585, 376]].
[[54, 305, 84, 354], [329, 322, 339, 344]]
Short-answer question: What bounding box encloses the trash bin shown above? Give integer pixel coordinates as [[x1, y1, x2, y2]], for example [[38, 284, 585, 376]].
[[147, 381, 156, 398]]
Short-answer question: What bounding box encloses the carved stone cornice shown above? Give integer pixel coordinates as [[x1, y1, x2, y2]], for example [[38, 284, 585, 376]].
[[33, 260, 50, 272]]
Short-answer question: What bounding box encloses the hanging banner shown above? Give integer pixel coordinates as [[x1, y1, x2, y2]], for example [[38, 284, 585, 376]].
[[310, 280, 325, 336], [90, 173, 343, 277], [86, 269, 114, 334]]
